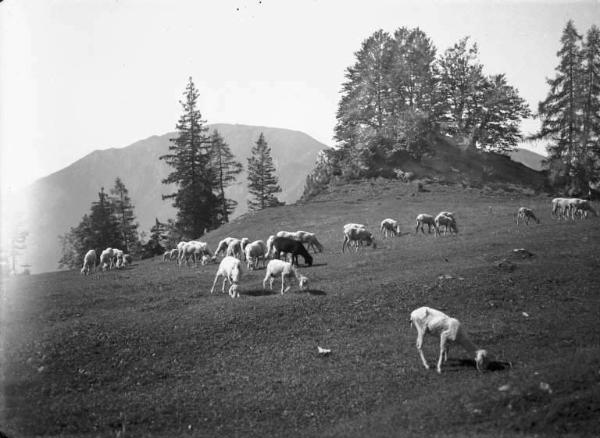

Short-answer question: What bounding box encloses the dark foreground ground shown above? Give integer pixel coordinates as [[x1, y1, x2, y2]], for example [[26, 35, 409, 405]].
[[2, 181, 600, 437]]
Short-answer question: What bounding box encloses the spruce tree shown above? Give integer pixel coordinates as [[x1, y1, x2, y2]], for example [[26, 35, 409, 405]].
[[247, 133, 282, 211], [109, 177, 139, 253], [209, 130, 243, 223], [580, 25, 600, 183], [160, 77, 218, 237], [141, 218, 167, 259], [535, 20, 585, 191]]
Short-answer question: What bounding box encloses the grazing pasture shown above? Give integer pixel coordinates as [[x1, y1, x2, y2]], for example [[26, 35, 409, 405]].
[[2, 181, 600, 437]]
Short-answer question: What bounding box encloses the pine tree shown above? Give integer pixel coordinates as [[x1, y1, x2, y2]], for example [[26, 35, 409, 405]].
[[141, 218, 167, 259], [58, 188, 122, 269], [247, 133, 282, 211], [109, 177, 139, 253], [209, 130, 243, 223], [160, 77, 218, 238], [580, 25, 600, 183], [535, 20, 585, 191]]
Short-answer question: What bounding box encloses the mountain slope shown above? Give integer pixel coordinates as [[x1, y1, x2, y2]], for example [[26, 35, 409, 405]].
[[18, 124, 327, 273], [509, 148, 546, 171]]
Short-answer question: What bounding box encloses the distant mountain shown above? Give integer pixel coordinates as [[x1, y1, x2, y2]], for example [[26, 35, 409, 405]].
[[509, 148, 546, 171], [16, 124, 327, 273]]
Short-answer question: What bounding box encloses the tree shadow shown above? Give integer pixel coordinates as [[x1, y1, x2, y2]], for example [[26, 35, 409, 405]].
[[243, 289, 278, 297], [296, 289, 327, 296]]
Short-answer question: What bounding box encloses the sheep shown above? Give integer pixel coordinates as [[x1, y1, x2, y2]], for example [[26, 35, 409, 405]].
[[269, 237, 313, 266], [180, 241, 213, 266], [169, 248, 179, 261], [568, 198, 597, 219], [225, 238, 245, 260], [380, 218, 401, 238], [123, 254, 133, 267], [262, 259, 308, 294], [244, 240, 268, 270], [176, 241, 188, 260], [342, 225, 376, 253], [215, 237, 237, 257], [100, 248, 115, 271], [435, 213, 458, 236], [113, 249, 125, 268], [551, 198, 574, 220], [276, 230, 324, 253], [210, 256, 243, 298], [415, 214, 438, 234], [515, 207, 540, 225], [80, 249, 97, 275], [240, 237, 250, 252], [162, 250, 171, 262], [410, 306, 489, 374]]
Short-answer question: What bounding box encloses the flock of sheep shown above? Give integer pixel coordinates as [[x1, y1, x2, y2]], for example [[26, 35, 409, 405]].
[[78, 196, 597, 373]]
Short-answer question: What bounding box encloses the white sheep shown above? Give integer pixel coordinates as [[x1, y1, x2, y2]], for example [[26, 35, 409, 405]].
[[342, 225, 376, 253], [410, 306, 489, 374], [113, 249, 125, 269], [226, 238, 245, 260], [415, 214, 437, 234], [215, 237, 237, 257], [515, 207, 540, 225], [80, 249, 97, 275], [179, 241, 213, 267], [210, 256, 243, 298], [435, 213, 458, 236], [380, 218, 400, 238], [162, 250, 171, 262], [569, 198, 597, 219], [244, 240, 268, 270], [176, 241, 188, 260], [100, 248, 115, 271], [262, 259, 308, 294]]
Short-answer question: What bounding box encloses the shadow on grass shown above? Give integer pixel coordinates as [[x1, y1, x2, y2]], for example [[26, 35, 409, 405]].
[[445, 358, 512, 372], [243, 289, 278, 297], [299, 289, 327, 296]]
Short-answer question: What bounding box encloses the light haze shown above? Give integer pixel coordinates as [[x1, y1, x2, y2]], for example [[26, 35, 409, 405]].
[[1, 0, 600, 196]]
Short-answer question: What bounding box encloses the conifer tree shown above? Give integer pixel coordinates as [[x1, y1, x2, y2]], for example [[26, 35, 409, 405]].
[[109, 177, 139, 253], [160, 77, 218, 237], [247, 133, 282, 211], [141, 218, 167, 259], [580, 25, 600, 183], [534, 20, 591, 191], [209, 130, 243, 223]]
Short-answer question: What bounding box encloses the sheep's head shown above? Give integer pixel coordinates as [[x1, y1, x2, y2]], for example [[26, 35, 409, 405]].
[[475, 349, 489, 371], [298, 275, 309, 290]]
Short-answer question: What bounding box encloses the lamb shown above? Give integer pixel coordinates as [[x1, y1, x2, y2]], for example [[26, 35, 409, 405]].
[[169, 248, 179, 261], [410, 306, 489, 374], [80, 249, 97, 275], [262, 259, 308, 294], [100, 248, 115, 271], [268, 236, 313, 266], [244, 240, 268, 270], [380, 218, 401, 238], [435, 213, 458, 236], [415, 214, 437, 234], [342, 225, 376, 253], [210, 256, 243, 298], [515, 207, 540, 225], [180, 241, 214, 266]]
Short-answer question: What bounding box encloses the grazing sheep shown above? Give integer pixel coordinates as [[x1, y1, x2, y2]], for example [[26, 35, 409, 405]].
[[244, 240, 268, 270], [380, 218, 401, 238], [342, 225, 376, 253], [569, 198, 597, 219], [435, 213, 458, 236], [210, 256, 243, 298], [176, 241, 188, 260], [269, 237, 313, 266], [240, 237, 250, 252], [551, 198, 573, 220], [276, 230, 324, 253], [169, 248, 179, 261], [263, 259, 308, 294], [162, 250, 171, 262], [415, 214, 437, 234], [80, 249, 97, 275], [100, 248, 115, 271], [225, 238, 245, 260], [123, 254, 133, 267], [215, 237, 237, 257], [515, 207, 540, 225], [410, 306, 489, 374]]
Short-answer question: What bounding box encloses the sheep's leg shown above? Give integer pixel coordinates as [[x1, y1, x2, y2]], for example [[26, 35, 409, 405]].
[[269, 277, 275, 290], [415, 328, 429, 370], [210, 273, 220, 294], [437, 331, 450, 373], [262, 272, 269, 289], [221, 276, 228, 294], [281, 273, 286, 294]]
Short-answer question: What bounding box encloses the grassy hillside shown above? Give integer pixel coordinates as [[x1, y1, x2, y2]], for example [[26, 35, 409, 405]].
[[2, 180, 599, 437]]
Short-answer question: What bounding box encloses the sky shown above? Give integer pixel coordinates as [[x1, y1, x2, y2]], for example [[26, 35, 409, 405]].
[[1, 0, 600, 197]]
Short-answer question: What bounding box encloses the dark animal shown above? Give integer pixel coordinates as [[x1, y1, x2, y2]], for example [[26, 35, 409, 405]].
[[269, 237, 313, 267]]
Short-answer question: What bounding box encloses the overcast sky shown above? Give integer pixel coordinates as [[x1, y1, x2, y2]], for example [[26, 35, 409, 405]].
[[1, 0, 600, 195]]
